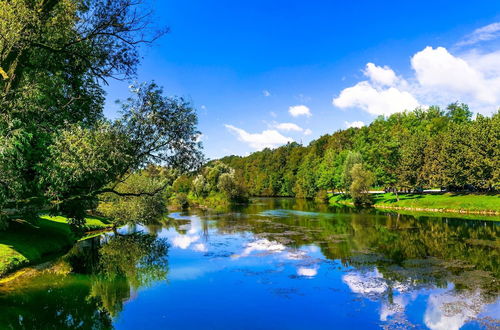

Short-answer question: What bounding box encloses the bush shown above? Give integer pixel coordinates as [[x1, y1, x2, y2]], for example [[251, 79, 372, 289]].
[[170, 193, 189, 209], [315, 189, 329, 203]]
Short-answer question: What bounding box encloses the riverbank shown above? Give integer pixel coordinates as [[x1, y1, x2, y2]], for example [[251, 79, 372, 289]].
[[0, 215, 111, 277], [330, 192, 500, 219]]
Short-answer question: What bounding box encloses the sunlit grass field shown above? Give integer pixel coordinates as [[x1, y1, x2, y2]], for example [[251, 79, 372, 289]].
[[0, 215, 111, 277], [330, 192, 500, 217]]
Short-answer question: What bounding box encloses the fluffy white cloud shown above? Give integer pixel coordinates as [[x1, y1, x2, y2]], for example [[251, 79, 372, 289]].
[[263, 90, 271, 97], [333, 81, 420, 116], [303, 128, 312, 136], [225, 124, 293, 150], [345, 120, 365, 128], [364, 63, 398, 86], [342, 268, 388, 295], [457, 22, 500, 46], [412, 46, 498, 105], [463, 49, 500, 78], [172, 235, 200, 249], [424, 289, 485, 330], [193, 243, 208, 252], [297, 267, 318, 277], [232, 239, 286, 259], [274, 122, 303, 132], [334, 43, 500, 116], [289, 105, 311, 117]]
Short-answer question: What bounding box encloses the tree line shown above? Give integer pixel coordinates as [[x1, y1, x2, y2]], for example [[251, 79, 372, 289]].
[[220, 104, 500, 200]]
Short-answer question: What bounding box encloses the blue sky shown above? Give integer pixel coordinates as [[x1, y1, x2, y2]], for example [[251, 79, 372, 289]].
[[104, 0, 500, 160]]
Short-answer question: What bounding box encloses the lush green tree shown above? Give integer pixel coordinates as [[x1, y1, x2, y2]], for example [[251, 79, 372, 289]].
[[97, 170, 171, 226], [192, 174, 209, 197], [341, 151, 363, 192], [172, 175, 193, 194], [446, 102, 473, 123], [349, 164, 374, 205]]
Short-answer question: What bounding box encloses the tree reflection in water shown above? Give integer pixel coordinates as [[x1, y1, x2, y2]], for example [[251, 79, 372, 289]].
[[0, 231, 169, 328], [168, 200, 499, 328]]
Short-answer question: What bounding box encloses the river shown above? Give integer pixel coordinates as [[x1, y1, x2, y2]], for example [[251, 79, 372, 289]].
[[0, 198, 498, 329]]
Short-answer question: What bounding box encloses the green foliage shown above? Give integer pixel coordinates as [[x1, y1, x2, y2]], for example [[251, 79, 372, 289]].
[[220, 106, 500, 198], [0, 1, 202, 227], [193, 161, 247, 202], [172, 175, 192, 194], [331, 192, 500, 215], [446, 102, 473, 123], [170, 192, 189, 209], [342, 151, 363, 192], [192, 174, 209, 197], [349, 164, 374, 205], [0, 215, 110, 276], [97, 170, 171, 226], [97, 233, 168, 290]]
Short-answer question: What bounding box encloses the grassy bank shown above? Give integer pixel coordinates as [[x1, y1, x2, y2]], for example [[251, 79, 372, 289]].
[[0, 215, 111, 277], [330, 193, 500, 218]]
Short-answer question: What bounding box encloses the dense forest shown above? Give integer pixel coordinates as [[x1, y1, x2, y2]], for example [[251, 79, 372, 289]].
[[220, 104, 500, 199]]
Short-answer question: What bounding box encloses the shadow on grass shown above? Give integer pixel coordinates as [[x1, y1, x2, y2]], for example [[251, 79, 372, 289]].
[[0, 218, 75, 275], [374, 193, 425, 204]]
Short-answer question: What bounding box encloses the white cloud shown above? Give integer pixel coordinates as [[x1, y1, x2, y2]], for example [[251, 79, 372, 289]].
[[172, 235, 200, 249], [269, 111, 277, 118], [463, 49, 500, 78], [342, 268, 388, 295], [193, 243, 208, 252], [424, 289, 485, 330], [289, 105, 311, 117], [457, 22, 500, 46], [334, 45, 500, 116], [412, 46, 498, 105], [232, 239, 286, 259], [274, 122, 303, 132], [297, 267, 318, 277], [364, 63, 398, 86], [263, 90, 271, 97], [380, 295, 409, 321], [303, 128, 312, 136], [225, 124, 294, 150], [333, 81, 420, 116], [285, 250, 307, 260], [345, 120, 365, 128]]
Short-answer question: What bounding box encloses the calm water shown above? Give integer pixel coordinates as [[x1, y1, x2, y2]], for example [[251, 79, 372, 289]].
[[0, 198, 499, 329]]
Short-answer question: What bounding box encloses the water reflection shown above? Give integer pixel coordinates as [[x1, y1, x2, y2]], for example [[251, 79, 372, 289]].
[[0, 232, 169, 328], [161, 199, 499, 329], [0, 198, 498, 329]]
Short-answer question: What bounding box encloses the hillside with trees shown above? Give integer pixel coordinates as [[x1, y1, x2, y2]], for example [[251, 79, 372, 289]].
[[220, 104, 500, 201]]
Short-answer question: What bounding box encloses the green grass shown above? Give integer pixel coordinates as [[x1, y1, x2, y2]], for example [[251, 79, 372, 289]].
[[372, 193, 500, 212], [0, 215, 111, 277], [329, 192, 500, 220]]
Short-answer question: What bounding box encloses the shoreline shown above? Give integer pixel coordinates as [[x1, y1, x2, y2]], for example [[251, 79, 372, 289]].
[[373, 204, 500, 216], [0, 215, 112, 280], [329, 192, 500, 220]]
